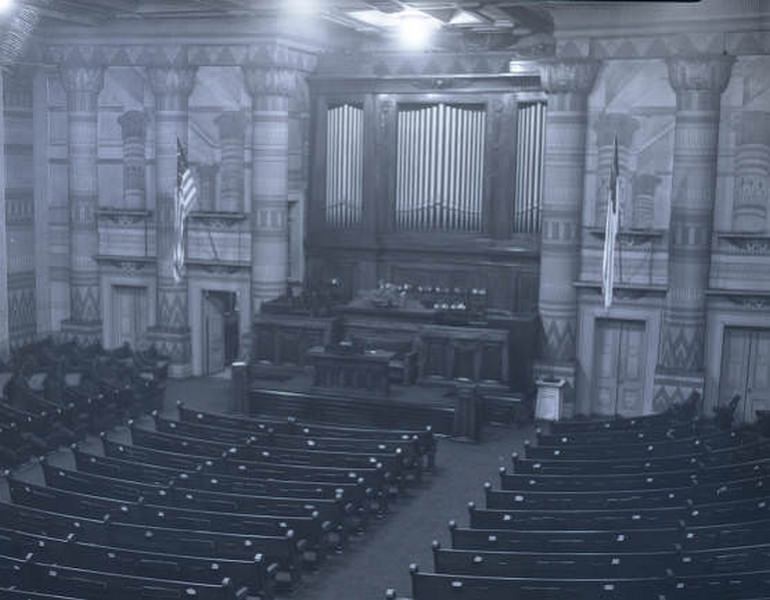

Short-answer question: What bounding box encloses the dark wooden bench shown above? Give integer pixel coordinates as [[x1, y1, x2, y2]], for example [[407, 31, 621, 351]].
[[0, 552, 247, 600], [0, 525, 275, 598]]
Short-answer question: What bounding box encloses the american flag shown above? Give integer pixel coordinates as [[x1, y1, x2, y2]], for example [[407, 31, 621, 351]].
[[172, 138, 198, 283], [601, 136, 620, 310]]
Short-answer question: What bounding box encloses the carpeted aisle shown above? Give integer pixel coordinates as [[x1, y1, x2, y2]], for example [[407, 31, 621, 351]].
[[164, 377, 533, 600]]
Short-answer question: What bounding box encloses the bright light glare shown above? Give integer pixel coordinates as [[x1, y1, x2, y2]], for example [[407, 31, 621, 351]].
[[398, 13, 439, 50], [0, 0, 14, 14], [284, 0, 318, 16]]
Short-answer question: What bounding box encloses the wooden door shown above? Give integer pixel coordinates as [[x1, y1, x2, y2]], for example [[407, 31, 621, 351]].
[[111, 286, 147, 350], [203, 292, 226, 375], [592, 319, 647, 417], [719, 328, 770, 422]]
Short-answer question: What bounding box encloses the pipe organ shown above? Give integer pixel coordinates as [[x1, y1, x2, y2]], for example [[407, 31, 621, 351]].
[[395, 104, 486, 232], [513, 102, 546, 234], [308, 79, 545, 313], [325, 103, 364, 228]]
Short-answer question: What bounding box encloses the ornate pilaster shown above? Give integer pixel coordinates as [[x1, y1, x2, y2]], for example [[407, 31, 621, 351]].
[[288, 71, 312, 282], [0, 70, 7, 357], [243, 44, 300, 311], [145, 61, 197, 376], [594, 113, 639, 226], [215, 111, 246, 213], [732, 111, 770, 232], [537, 58, 600, 373], [118, 110, 147, 210], [59, 59, 105, 342], [655, 54, 734, 411], [632, 173, 661, 229]]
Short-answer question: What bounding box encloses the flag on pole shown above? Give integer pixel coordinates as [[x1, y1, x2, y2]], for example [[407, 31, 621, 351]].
[[173, 138, 198, 283], [601, 136, 620, 309]]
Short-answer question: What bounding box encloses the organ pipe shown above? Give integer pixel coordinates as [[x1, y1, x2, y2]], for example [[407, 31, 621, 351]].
[[325, 103, 364, 228], [513, 102, 546, 233], [395, 103, 486, 232]]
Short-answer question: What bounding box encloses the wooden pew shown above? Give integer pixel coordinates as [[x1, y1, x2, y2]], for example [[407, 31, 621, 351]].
[[154, 413, 422, 480], [0, 500, 302, 587], [0, 552, 247, 600], [101, 438, 388, 496], [0, 525, 275, 598], [448, 520, 680, 553], [177, 402, 437, 469]]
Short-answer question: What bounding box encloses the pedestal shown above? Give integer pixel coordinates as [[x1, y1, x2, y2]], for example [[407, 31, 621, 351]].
[[535, 378, 567, 421]]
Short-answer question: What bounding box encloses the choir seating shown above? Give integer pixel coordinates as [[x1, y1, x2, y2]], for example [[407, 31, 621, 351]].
[[0, 341, 440, 599], [388, 393, 770, 599]]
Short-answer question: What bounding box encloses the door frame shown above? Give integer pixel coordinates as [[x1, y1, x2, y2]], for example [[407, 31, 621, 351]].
[[577, 301, 661, 417], [100, 273, 156, 350], [705, 305, 770, 416], [188, 278, 251, 377]]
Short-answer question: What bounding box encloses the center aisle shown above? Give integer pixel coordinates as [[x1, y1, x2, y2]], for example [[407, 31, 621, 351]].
[[164, 377, 533, 600]]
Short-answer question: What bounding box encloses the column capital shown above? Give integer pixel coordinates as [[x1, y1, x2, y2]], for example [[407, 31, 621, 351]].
[[118, 110, 147, 139], [59, 64, 105, 96], [539, 57, 600, 96], [215, 110, 246, 141], [146, 64, 197, 107], [594, 112, 639, 148], [242, 63, 296, 100], [666, 54, 734, 95]]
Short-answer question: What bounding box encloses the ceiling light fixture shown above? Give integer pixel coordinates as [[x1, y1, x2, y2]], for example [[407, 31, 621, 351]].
[[397, 12, 440, 50], [0, 0, 14, 14]]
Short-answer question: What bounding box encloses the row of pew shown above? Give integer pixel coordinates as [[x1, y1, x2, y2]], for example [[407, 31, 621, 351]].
[[390, 397, 770, 599], [0, 339, 168, 468], [0, 400, 438, 598]]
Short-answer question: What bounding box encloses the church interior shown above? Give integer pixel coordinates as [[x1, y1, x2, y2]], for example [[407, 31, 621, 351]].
[[0, 0, 769, 598]]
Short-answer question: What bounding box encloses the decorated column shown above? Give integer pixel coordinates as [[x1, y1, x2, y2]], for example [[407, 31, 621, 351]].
[[215, 111, 246, 213], [59, 58, 105, 342], [145, 59, 197, 377], [594, 113, 639, 227], [631, 173, 661, 229], [288, 70, 311, 283], [655, 54, 734, 410], [536, 58, 600, 374], [0, 69, 7, 356], [732, 111, 770, 232], [118, 110, 147, 210], [242, 44, 297, 311]]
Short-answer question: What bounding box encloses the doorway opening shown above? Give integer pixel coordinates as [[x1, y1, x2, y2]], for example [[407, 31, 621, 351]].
[[202, 290, 239, 376], [591, 318, 647, 417], [719, 327, 770, 423]]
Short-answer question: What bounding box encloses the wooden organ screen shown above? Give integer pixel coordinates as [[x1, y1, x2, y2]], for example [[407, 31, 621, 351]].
[[395, 103, 486, 232], [325, 103, 364, 228], [513, 101, 546, 233]]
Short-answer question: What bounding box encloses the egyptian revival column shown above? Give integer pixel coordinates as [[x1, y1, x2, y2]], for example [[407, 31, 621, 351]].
[[536, 58, 600, 383], [145, 60, 197, 377], [59, 60, 105, 342], [242, 45, 296, 312], [215, 111, 246, 213], [654, 54, 734, 410], [118, 110, 147, 210], [0, 69, 8, 356], [732, 111, 770, 232]]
